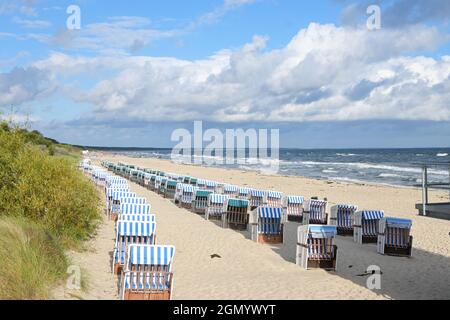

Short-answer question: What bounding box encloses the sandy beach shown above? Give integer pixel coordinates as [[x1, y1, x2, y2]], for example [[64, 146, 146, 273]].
[[77, 152, 450, 300]]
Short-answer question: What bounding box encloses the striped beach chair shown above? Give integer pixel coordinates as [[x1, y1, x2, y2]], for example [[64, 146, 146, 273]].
[[265, 191, 283, 207], [113, 221, 156, 274], [205, 194, 229, 221], [223, 198, 250, 230], [250, 206, 284, 244], [354, 210, 384, 244], [284, 196, 304, 222], [181, 184, 196, 209], [377, 217, 413, 257], [250, 189, 266, 210], [143, 173, 154, 189], [121, 203, 152, 215], [174, 183, 184, 204], [121, 197, 147, 205], [204, 180, 217, 192], [118, 214, 156, 223], [164, 180, 178, 199], [196, 179, 206, 189], [110, 192, 137, 220], [330, 204, 358, 235], [296, 225, 338, 270], [192, 190, 213, 214], [121, 244, 175, 300], [303, 199, 328, 225], [158, 178, 168, 195], [154, 176, 163, 192], [237, 187, 251, 200], [189, 178, 197, 186], [223, 184, 239, 197]]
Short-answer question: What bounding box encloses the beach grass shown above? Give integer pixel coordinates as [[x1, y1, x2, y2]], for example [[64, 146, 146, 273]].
[[0, 123, 101, 299]]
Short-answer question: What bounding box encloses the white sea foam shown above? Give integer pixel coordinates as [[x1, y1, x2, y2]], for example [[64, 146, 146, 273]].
[[437, 153, 448, 157]]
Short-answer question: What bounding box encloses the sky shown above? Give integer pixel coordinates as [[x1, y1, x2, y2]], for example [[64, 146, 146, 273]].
[[1, 0, 450, 148]]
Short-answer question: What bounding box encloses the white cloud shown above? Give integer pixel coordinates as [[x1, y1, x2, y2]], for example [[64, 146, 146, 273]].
[[13, 16, 52, 29], [7, 22, 450, 125]]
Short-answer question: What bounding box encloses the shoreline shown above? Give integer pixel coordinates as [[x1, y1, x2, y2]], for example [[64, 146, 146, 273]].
[[84, 151, 450, 300]]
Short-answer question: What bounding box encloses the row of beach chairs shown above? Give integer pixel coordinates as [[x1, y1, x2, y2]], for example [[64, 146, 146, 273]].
[[98, 160, 414, 272], [81, 161, 176, 300]]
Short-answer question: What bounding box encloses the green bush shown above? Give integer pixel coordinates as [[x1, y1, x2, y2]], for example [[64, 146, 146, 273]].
[[0, 217, 68, 299], [0, 128, 101, 244]]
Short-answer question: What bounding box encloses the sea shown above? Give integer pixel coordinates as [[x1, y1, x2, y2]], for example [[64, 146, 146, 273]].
[[107, 148, 450, 188]]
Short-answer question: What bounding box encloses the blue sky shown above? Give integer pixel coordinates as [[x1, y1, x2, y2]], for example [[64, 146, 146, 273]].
[[1, 0, 450, 147]]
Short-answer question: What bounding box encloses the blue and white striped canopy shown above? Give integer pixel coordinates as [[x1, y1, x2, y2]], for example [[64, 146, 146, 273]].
[[258, 207, 282, 219], [205, 180, 217, 187], [267, 191, 283, 199], [128, 244, 175, 266], [107, 187, 129, 197], [224, 185, 238, 192], [287, 196, 304, 204], [183, 185, 195, 193], [196, 179, 206, 186], [209, 194, 229, 204], [118, 214, 156, 222], [113, 191, 136, 201], [120, 197, 146, 204], [238, 187, 251, 195], [121, 203, 151, 214], [308, 225, 337, 238], [251, 190, 265, 197], [338, 204, 358, 210], [362, 210, 384, 220], [385, 217, 412, 229], [117, 221, 156, 237]]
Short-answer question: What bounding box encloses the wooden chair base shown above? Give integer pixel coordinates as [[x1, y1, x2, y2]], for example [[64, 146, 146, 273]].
[[308, 258, 336, 270], [258, 234, 283, 244], [181, 203, 192, 209], [227, 222, 248, 231], [287, 215, 303, 223], [124, 290, 170, 300], [337, 228, 353, 236]]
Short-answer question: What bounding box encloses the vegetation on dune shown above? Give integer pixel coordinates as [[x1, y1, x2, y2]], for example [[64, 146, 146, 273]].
[[0, 122, 101, 299]]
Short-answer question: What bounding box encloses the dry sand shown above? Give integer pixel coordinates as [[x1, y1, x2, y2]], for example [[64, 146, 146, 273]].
[[67, 153, 450, 300]]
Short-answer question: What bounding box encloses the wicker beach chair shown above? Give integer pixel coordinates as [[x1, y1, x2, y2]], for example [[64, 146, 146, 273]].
[[205, 194, 229, 221], [284, 196, 304, 222], [120, 244, 175, 300], [164, 180, 178, 199], [113, 221, 156, 275], [223, 198, 250, 230], [265, 191, 284, 207], [192, 190, 213, 214], [223, 184, 239, 197], [377, 217, 413, 257], [237, 187, 251, 200], [250, 206, 284, 244], [330, 204, 358, 236], [296, 225, 338, 270], [354, 210, 384, 244], [250, 189, 266, 210], [303, 199, 328, 225], [110, 192, 137, 220], [181, 185, 196, 209]]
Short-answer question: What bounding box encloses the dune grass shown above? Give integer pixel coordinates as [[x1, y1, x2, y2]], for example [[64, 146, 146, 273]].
[[0, 124, 101, 299]]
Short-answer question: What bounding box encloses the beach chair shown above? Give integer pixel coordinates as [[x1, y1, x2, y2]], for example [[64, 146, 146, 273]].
[[183, 176, 191, 184], [110, 192, 137, 220], [250, 206, 285, 244], [205, 194, 229, 221], [284, 196, 304, 222], [121, 203, 152, 215], [154, 176, 163, 192], [303, 199, 328, 225], [265, 191, 284, 207], [223, 184, 238, 197], [377, 217, 413, 257], [159, 178, 168, 195], [237, 187, 251, 200], [296, 225, 338, 270], [196, 179, 206, 189], [113, 222, 156, 275], [189, 178, 197, 186], [204, 180, 217, 192], [223, 198, 250, 230], [192, 190, 213, 214], [330, 204, 358, 236], [250, 189, 266, 210], [120, 244, 175, 300], [121, 197, 147, 205], [143, 173, 153, 189], [181, 185, 196, 209], [164, 180, 178, 199], [174, 183, 184, 205], [118, 214, 156, 223], [354, 210, 384, 244]]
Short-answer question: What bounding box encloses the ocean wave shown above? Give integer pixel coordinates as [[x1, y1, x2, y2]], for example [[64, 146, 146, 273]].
[[336, 153, 357, 157], [437, 153, 448, 157]]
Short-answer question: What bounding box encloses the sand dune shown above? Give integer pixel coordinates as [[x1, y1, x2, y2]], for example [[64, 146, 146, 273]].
[[74, 153, 450, 300]]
